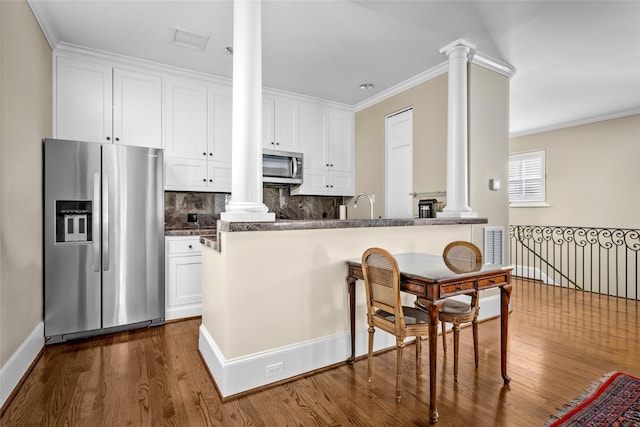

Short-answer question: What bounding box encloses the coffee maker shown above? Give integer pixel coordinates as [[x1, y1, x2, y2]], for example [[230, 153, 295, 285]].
[[418, 199, 438, 218]]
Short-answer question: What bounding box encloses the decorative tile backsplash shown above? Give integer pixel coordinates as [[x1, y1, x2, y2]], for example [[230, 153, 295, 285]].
[[165, 188, 344, 229]]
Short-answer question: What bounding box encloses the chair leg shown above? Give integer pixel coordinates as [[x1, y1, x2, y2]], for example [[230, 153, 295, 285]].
[[396, 338, 404, 402], [441, 320, 447, 354], [453, 323, 461, 382], [367, 326, 374, 386], [472, 317, 479, 368], [415, 335, 422, 375]]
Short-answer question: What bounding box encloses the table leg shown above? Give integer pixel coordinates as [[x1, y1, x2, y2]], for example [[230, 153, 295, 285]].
[[426, 301, 442, 423], [347, 276, 356, 364], [500, 284, 513, 384]]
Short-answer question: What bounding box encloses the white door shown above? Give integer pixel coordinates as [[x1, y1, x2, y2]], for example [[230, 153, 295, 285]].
[[385, 109, 413, 218]]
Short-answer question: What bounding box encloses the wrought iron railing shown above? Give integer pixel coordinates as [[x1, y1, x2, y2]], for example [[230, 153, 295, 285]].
[[509, 225, 640, 300]]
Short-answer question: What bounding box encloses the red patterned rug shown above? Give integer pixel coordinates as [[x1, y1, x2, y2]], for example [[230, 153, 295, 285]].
[[546, 372, 640, 426]]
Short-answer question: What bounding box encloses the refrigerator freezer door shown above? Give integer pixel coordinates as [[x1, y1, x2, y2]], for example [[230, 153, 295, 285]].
[[101, 144, 164, 328], [44, 139, 102, 337]]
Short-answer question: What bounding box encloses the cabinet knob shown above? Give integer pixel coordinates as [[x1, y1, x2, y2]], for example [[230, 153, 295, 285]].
[[276, 142, 280, 145], [209, 179, 213, 182], [209, 153, 213, 156], [106, 136, 111, 141], [330, 164, 333, 167], [202, 178, 207, 182], [203, 152, 207, 156], [271, 142, 275, 145], [188, 245, 193, 249], [115, 137, 120, 142], [326, 163, 329, 167]]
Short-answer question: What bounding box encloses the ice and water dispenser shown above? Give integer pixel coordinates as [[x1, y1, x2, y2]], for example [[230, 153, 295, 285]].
[[55, 200, 92, 243]]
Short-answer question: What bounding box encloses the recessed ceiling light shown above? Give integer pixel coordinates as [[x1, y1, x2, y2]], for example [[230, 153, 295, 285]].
[[224, 46, 233, 55], [172, 28, 209, 51], [359, 83, 375, 90]]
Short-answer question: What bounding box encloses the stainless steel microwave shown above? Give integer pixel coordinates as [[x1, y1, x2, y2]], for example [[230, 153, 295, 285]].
[[263, 150, 303, 185]]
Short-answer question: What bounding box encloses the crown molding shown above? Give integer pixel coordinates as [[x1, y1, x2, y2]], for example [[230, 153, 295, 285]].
[[27, 0, 59, 49], [510, 108, 640, 138], [354, 62, 448, 112], [471, 52, 516, 78], [354, 49, 515, 112]]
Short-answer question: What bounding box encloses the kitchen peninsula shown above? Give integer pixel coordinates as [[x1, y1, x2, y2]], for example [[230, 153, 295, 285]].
[[198, 217, 505, 398]]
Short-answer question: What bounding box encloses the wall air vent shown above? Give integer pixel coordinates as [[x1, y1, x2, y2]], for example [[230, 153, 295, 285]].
[[172, 28, 209, 51], [484, 226, 504, 265]]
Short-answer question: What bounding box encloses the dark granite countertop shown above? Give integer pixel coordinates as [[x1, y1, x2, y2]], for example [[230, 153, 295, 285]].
[[164, 227, 217, 237], [217, 217, 487, 232]]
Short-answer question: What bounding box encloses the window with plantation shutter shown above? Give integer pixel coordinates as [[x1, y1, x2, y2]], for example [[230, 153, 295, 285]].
[[509, 150, 546, 204]]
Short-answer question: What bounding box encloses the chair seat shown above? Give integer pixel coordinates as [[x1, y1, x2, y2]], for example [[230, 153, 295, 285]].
[[438, 298, 477, 324], [374, 306, 429, 325]]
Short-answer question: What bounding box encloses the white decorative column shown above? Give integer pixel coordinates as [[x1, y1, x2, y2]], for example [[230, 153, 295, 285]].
[[221, 0, 275, 222], [438, 39, 478, 218]]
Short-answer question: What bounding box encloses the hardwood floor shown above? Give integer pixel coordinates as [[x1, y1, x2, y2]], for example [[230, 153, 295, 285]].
[[2, 278, 639, 426]]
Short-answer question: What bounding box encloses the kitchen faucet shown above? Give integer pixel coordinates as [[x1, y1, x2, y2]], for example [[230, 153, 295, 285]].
[[354, 192, 374, 220]]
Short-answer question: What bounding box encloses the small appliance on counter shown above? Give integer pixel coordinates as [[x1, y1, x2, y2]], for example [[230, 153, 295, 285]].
[[418, 199, 438, 218]]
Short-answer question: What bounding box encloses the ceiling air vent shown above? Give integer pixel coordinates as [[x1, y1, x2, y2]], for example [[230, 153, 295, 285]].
[[172, 28, 209, 51]]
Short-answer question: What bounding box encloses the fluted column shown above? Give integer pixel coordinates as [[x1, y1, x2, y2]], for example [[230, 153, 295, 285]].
[[438, 39, 478, 218], [221, 0, 275, 222]]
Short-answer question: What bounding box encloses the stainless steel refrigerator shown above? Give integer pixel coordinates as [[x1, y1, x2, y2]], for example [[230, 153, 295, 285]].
[[44, 138, 164, 344]]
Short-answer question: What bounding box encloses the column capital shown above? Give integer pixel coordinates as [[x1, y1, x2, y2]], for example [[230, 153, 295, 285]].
[[439, 39, 476, 60]]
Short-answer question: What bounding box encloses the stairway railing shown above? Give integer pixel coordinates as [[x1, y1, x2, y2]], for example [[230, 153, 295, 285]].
[[509, 225, 639, 300]]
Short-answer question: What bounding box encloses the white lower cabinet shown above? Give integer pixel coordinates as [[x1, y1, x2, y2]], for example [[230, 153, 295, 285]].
[[165, 236, 202, 320]]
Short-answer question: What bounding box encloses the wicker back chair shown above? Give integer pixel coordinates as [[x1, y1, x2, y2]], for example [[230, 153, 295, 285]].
[[416, 241, 482, 382], [361, 247, 430, 402]]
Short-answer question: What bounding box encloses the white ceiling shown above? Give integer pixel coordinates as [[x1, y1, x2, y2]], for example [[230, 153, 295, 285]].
[[29, 0, 640, 136]]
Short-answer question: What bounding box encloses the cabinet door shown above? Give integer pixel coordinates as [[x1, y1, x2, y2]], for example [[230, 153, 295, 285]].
[[165, 157, 208, 189], [207, 161, 232, 192], [262, 97, 275, 149], [165, 79, 208, 159], [299, 103, 329, 170], [329, 110, 354, 171], [329, 170, 355, 196], [56, 56, 112, 143], [291, 168, 330, 196], [274, 98, 300, 152], [167, 255, 202, 307], [113, 68, 162, 148], [209, 84, 232, 162]]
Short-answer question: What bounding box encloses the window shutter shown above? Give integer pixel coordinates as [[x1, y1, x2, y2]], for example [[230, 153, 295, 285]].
[[509, 151, 546, 203]]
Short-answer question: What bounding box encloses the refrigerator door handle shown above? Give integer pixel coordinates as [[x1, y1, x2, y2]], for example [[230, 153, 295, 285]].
[[93, 172, 101, 272], [102, 172, 110, 271]]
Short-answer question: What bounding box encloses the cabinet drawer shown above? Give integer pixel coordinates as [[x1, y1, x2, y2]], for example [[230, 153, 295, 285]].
[[439, 280, 475, 297], [478, 274, 508, 289], [167, 237, 202, 255]]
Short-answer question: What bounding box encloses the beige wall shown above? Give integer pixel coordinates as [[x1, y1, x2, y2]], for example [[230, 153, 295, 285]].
[[468, 64, 511, 252], [0, 1, 52, 366], [509, 114, 640, 228], [353, 73, 448, 220], [353, 64, 511, 257]]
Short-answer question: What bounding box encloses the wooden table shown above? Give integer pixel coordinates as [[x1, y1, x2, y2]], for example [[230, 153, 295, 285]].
[[346, 253, 513, 423]]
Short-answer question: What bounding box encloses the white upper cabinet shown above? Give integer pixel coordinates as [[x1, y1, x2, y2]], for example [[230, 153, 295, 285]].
[[262, 96, 300, 152], [293, 103, 355, 196], [113, 69, 162, 148], [164, 78, 208, 159], [164, 78, 232, 192], [56, 57, 112, 143], [56, 56, 162, 148]]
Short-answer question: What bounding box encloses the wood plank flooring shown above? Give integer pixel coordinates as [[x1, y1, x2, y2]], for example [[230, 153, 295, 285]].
[[2, 278, 639, 426]]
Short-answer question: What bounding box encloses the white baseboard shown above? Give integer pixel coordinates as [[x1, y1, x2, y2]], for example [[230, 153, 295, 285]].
[[199, 291, 504, 398], [165, 304, 202, 321], [0, 321, 44, 408], [514, 265, 557, 285]]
